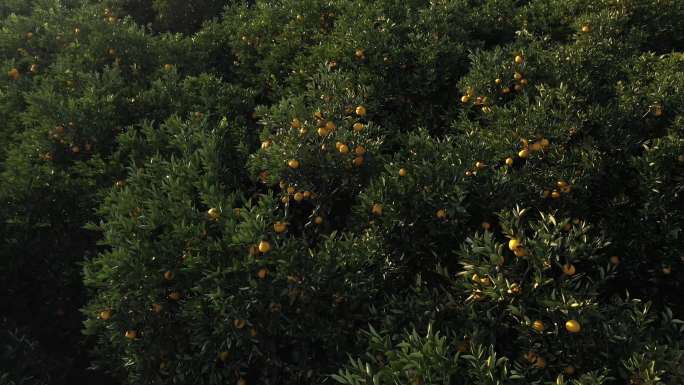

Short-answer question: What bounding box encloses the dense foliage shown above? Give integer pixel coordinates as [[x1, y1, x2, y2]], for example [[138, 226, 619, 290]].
[[1, 0, 682, 384]]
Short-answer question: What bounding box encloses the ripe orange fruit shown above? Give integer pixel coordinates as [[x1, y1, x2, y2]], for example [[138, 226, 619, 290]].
[[355, 146, 366, 155], [529, 142, 541, 152], [287, 186, 295, 194], [257, 268, 269, 279], [465, 170, 473, 177], [287, 159, 300, 169], [540, 138, 550, 148], [352, 156, 364, 167], [353, 122, 364, 132], [163, 63, 173, 72], [125, 330, 137, 340], [291, 118, 301, 129], [610, 255, 620, 265], [514, 248, 527, 257], [258, 240, 271, 253], [460, 95, 470, 103], [260, 140, 271, 149], [233, 319, 246, 329], [168, 292, 181, 301], [355, 105, 367, 116], [519, 78, 528, 86], [436, 209, 447, 219], [518, 149, 529, 158], [355, 48, 364, 58], [502, 87, 511, 94], [563, 264, 576, 276], [505, 157, 514, 166], [557, 180, 568, 188], [372, 203, 383, 216], [581, 25, 591, 33], [565, 319, 581, 333], [302, 191, 311, 199], [274, 222, 287, 233], [508, 239, 521, 251], [475, 161, 486, 170], [514, 55, 523, 64], [513, 72, 522, 80], [314, 216, 324, 225], [293, 192, 303, 202], [325, 121, 337, 131], [317, 127, 329, 136], [207, 208, 220, 220], [399, 168, 407, 177], [30, 63, 38, 73], [26, 32, 33, 39], [532, 320, 545, 332], [338, 144, 349, 154], [551, 191, 561, 199], [8, 68, 20, 80], [163, 271, 174, 281], [99, 309, 112, 320]]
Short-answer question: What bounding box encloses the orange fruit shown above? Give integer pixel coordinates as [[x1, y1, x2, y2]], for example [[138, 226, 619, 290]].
[[518, 149, 529, 158], [514, 55, 523, 64], [233, 319, 246, 329], [532, 320, 545, 332], [258, 240, 271, 253], [314, 216, 324, 225], [436, 209, 447, 219], [338, 144, 349, 154], [460, 95, 470, 103], [399, 168, 407, 177], [355, 146, 366, 155], [163, 63, 173, 72], [371, 203, 383, 216], [565, 319, 581, 333], [291, 118, 301, 129], [610, 255, 620, 265], [513, 72, 523, 80], [505, 157, 514, 166], [475, 161, 486, 170], [207, 208, 220, 220], [125, 330, 137, 340], [168, 292, 181, 301], [564, 366, 576, 376], [152, 303, 163, 313], [273, 222, 287, 233], [352, 156, 364, 167], [353, 122, 364, 132], [495, 78, 502, 84], [287, 159, 300, 169], [325, 121, 337, 131], [257, 268, 269, 279], [99, 309, 112, 320], [355, 105, 367, 116], [508, 239, 521, 251], [551, 191, 561, 199], [163, 271, 174, 281], [581, 25, 591, 33], [563, 264, 576, 276], [293, 192, 303, 202]]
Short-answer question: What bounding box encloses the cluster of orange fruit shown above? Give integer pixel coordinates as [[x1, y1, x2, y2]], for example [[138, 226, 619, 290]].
[[543, 179, 571, 200], [460, 87, 491, 113], [278, 181, 313, 204]]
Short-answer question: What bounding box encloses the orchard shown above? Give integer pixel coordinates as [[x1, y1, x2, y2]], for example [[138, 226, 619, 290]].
[[1, 1, 683, 385]]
